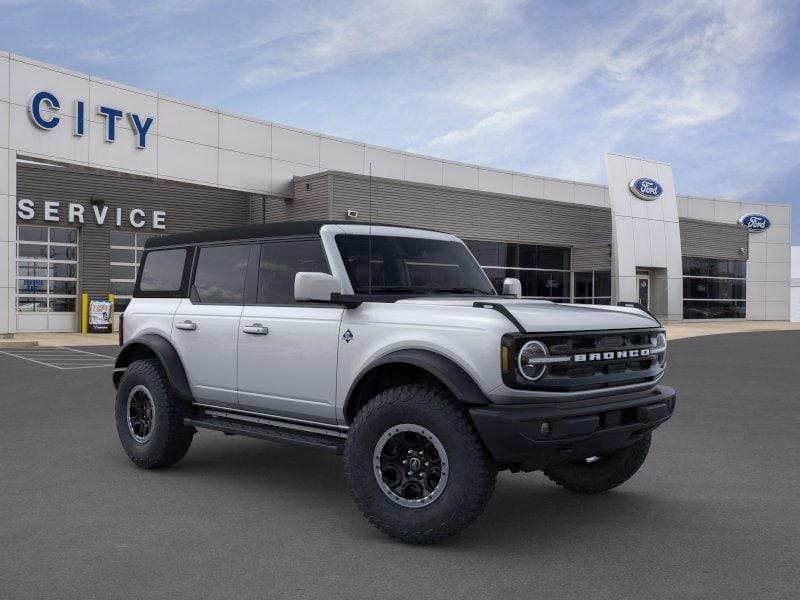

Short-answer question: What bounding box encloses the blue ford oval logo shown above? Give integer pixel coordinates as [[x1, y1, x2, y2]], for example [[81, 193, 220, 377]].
[[628, 178, 663, 201], [737, 213, 771, 233]]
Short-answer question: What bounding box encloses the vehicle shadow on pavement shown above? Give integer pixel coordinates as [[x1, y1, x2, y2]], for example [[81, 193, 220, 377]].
[[123, 433, 694, 550]]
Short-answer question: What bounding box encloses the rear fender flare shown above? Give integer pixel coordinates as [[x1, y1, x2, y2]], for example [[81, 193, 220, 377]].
[[114, 333, 193, 401]]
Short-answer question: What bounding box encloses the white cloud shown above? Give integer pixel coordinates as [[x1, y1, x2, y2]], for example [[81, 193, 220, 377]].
[[411, 0, 783, 177], [239, 0, 517, 87], [416, 107, 535, 153], [605, 0, 777, 127]]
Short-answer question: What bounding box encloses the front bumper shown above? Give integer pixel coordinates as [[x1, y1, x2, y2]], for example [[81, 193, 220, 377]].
[[469, 385, 676, 471]]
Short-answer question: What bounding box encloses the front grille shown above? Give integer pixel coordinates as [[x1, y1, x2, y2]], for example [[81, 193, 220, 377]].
[[503, 328, 665, 392]]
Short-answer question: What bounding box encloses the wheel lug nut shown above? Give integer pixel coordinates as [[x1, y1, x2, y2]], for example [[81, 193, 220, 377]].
[[407, 471, 412, 476], [402, 460, 407, 465]]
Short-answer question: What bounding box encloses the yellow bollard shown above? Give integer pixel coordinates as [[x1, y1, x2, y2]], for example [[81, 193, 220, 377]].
[[81, 292, 89, 334], [108, 293, 115, 333]]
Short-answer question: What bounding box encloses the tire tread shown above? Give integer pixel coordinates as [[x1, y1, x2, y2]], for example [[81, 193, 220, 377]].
[[345, 383, 496, 544], [116, 358, 193, 469]]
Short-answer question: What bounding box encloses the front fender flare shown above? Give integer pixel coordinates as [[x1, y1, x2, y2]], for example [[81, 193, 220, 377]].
[[345, 348, 489, 415], [113, 334, 193, 401]]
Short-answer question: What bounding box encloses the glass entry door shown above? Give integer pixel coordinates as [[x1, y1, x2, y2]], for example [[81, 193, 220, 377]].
[[637, 273, 650, 309]]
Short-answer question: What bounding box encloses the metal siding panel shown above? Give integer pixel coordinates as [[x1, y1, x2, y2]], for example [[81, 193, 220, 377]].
[[321, 172, 611, 247], [572, 245, 612, 271], [268, 173, 328, 222], [679, 218, 749, 260]]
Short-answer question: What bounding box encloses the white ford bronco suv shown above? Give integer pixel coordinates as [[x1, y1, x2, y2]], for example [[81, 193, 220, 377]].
[[114, 221, 675, 544]]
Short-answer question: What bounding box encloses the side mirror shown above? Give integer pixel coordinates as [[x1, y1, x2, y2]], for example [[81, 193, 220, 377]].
[[502, 277, 522, 298], [294, 272, 341, 302]]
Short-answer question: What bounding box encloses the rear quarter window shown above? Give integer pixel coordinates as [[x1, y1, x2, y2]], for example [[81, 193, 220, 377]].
[[136, 248, 189, 296]]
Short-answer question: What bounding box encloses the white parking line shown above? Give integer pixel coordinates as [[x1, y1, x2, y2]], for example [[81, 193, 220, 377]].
[[0, 346, 116, 370], [57, 346, 118, 359], [0, 350, 69, 369]]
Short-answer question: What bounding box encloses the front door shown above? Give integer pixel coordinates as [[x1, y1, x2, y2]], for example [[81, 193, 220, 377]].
[[637, 274, 650, 309], [236, 238, 343, 425]]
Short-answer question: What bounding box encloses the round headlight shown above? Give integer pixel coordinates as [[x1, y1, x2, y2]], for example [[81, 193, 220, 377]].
[[517, 340, 549, 381], [653, 332, 667, 366]]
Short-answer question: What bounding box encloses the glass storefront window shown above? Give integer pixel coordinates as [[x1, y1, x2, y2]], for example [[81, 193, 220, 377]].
[[110, 264, 136, 280], [594, 271, 611, 297], [572, 270, 611, 304], [18, 244, 48, 259], [682, 257, 746, 278], [574, 272, 593, 299], [18, 227, 47, 242], [17, 261, 49, 277], [466, 240, 572, 301], [16, 225, 79, 315], [683, 300, 745, 319], [682, 257, 746, 319], [50, 246, 77, 261], [110, 248, 136, 263], [17, 297, 48, 312], [17, 279, 47, 294], [465, 240, 570, 270], [50, 280, 77, 295], [49, 297, 77, 313], [50, 228, 78, 244]]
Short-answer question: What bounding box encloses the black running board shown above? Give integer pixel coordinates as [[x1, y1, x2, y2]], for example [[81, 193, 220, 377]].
[[185, 415, 345, 455]]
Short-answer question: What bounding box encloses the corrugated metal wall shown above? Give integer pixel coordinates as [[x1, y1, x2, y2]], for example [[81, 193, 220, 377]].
[[264, 174, 331, 221], [293, 171, 612, 248], [679, 218, 749, 260], [249, 195, 265, 224], [16, 163, 249, 297], [571, 244, 612, 271]]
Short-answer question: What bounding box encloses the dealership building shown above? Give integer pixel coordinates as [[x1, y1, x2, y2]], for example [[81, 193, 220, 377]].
[[0, 51, 793, 333]]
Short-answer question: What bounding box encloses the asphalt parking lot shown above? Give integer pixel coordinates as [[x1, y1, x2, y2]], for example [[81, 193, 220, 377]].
[[1, 332, 798, 599]]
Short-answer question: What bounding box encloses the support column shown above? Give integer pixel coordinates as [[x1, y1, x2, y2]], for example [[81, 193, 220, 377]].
[[605, 153, 683, 321], [0, 136, 14, 337]]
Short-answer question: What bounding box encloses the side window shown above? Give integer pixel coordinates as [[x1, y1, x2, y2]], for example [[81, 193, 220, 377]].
[[258, 238, 329, 304], [192, 245, 251, 304], [138, 248, 187, 293]]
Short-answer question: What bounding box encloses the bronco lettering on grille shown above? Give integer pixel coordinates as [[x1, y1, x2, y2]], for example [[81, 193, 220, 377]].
[[573, 348, 651, 362]]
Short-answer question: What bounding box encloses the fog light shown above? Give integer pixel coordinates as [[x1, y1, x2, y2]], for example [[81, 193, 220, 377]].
[[540, 422, 550, 436]]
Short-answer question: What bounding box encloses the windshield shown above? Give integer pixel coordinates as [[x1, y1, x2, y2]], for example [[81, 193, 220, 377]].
[[335, 234, 496, 295]]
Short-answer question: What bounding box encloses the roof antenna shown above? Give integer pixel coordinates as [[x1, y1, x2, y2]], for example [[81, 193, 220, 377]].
[[368, 161, 373, 297]]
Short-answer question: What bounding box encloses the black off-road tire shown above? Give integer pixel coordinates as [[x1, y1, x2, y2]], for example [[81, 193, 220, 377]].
[[543, 433, 652, 494], [345, 383, 497, 544], [115, 358, 194, 469]]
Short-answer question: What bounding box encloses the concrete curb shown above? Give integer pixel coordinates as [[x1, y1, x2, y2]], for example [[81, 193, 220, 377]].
[[0, 340, 39, 349]]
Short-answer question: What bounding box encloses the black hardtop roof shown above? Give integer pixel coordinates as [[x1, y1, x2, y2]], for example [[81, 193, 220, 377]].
[[144, 220, 434, 249]]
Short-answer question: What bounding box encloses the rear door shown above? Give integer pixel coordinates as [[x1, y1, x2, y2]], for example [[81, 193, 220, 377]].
[[172, 243, 256, 408], [236, 237, 343, 425]]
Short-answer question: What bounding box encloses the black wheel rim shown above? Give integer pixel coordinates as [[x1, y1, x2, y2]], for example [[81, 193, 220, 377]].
[[373, 424, 448, 508], [126, 385, 155, 443]]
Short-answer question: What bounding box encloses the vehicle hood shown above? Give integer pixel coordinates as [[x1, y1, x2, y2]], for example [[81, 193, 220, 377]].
[[395, 297, 660, 332]]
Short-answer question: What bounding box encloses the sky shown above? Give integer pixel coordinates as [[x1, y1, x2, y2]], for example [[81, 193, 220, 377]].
[[2, 0, 800, 242]]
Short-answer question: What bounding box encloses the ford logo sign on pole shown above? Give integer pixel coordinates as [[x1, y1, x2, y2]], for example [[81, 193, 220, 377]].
[[628, 178, 663, 201], [737, 213, 771, 233]]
